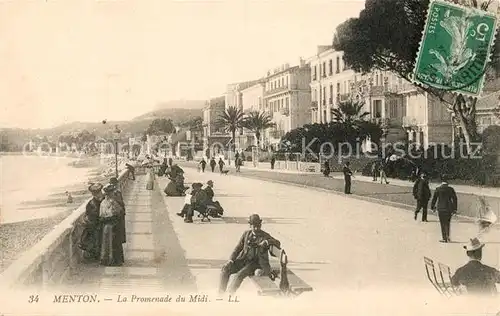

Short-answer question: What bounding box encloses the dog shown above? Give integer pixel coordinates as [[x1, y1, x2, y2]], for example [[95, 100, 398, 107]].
[[221, 170, 229, 175]]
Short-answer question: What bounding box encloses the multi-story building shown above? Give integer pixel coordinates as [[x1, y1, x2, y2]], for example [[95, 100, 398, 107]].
[[309, 46, 355, 124], [225, 80, 260, 110], [263, 59, 311, 147], [476, 78, 500, 134], [202, 95, 231, 157], [238, 81, 266, 150]]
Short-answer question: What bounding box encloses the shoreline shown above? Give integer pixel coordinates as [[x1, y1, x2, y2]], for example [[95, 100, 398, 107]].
[[0, 155, 119, 273]]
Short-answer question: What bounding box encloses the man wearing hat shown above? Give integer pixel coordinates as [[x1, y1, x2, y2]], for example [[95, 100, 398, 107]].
[[451, 238, 500, 295], [218, 214, 281, 294], [413, 172, 431, 222], [430, 174, 458, 243], [79, 183, 104, 261], [204, 180, 224, 217], [184, 183, 209, 223]]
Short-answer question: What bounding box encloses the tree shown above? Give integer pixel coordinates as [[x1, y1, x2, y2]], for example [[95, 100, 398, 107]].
[[332, 100, 370, 126], [146, 118, 175, 135], [241, 111, 275, 148], [217, 106, 245, 151], [181, 116, 203, 130], [333, 0, 500, 153]]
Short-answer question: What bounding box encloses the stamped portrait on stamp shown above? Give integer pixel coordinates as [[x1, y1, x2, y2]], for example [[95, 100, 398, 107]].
[[413, 0, 498, 97]]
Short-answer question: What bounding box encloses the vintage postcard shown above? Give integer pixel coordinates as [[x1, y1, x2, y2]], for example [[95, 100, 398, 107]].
[[1, 0, 500, 316]]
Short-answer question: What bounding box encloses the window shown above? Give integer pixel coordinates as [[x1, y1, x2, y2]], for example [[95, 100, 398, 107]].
[[285, 97, 289, 110], [336, 56, 340, 73], [329, 84, 333, 103], [329, 59, 333, 75], [322, 62, 326, 77], [282, 77, 285, 87], [323, 87, 326, 104], [337, 82, 341, 94], [375, 74, 379, 86], [313, 65, 317, 80]]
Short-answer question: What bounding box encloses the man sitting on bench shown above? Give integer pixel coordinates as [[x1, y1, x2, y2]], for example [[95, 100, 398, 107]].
[[218, 214, 280, 294], [183, 183, 209, 223]]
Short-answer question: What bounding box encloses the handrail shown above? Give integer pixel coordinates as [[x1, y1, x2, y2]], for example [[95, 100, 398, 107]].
[[0, 168, 130, 289]]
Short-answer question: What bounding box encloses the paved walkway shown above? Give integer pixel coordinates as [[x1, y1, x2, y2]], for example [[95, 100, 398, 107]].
[[67, 175, 196, 292], [234, 161, 500, 198], [58, 169, 500, 314]]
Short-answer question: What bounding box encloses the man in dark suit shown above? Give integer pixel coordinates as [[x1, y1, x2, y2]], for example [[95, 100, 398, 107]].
[[451, 238, 500, 295], [218, 214, 281, 294], [413, 173, 431, 222], [430, 174, 458, 243], [343, 161, 353, 194]]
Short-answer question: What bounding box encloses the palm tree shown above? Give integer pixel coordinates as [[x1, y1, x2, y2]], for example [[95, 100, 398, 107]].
[[242, 111, 275, 149], [217, 106, 245, 153], [331, 100, 370, 126]]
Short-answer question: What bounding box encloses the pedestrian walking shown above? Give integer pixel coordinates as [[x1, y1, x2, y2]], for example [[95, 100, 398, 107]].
[[451, 238, 500, 295], [218, 158, 225, 173], [343, 161, 353, 194], [210, 157, 216, 172], [270, 155, 276, 170], [413, 172, 431, 222], [379, 159, 389, 184], [323, 160, 331, 177], [430, 174, 458, 243], [371, 160, 379, 182], [199, 158, 207, 173]]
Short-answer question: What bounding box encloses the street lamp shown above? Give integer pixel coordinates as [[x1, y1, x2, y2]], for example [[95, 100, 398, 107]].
[[113, 125, 121, 178]]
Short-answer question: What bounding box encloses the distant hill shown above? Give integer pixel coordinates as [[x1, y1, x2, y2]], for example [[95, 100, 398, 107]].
[[1, 106, 203, 149], [154, 100, 206, 111], [133, 108, 202, 122]]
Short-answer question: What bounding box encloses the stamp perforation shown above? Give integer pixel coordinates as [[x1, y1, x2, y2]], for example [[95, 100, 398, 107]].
[[411, 0, 499, 98]]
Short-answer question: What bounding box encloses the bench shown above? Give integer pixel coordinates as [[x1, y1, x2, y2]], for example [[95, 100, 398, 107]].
[[249, 245, 313, 297], [423, 257, 462, 297]]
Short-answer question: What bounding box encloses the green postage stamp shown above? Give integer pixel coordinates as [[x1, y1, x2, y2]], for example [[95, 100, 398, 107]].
[[413, 0, 498, 97]]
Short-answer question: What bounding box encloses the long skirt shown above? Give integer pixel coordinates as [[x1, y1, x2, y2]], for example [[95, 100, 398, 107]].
[[117, 214, 126, 243], [146, 170, 154, 190], [100, 217, 124, 266]]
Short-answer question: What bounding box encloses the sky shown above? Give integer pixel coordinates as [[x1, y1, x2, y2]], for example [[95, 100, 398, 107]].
[[0, 0, 364, 129]]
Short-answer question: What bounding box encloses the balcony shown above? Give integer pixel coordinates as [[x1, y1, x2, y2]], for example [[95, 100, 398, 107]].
[[402, 116, 421, 127], [264, 84, 298, 96], [280, 107, 290, 116], [370, 85, 386, 97]]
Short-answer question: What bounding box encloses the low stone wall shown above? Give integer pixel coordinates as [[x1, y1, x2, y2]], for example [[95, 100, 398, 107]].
[[0, 169, 131, 290]]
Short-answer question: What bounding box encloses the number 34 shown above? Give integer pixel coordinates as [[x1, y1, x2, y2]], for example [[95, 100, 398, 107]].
[[470, 23, 490, 41], [28, 295, 39, 303]]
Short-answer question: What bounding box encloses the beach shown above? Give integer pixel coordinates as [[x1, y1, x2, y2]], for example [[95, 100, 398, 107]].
[[0, 154, 120, 272]]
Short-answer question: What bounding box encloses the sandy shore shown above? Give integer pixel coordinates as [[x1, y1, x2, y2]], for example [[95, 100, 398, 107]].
[[0, 156, 116, 273]]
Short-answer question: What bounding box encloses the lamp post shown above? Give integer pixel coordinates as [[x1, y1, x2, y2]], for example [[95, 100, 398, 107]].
[[113, 125, 121, 178]]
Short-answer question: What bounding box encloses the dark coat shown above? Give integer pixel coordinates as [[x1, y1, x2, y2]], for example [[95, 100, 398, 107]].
[[230, 230, 281, 274], [204, 186, 214, 201], [451, 260, 500, 295], [431, 183, 458, 212], [413, 178, 431, 201], [343, 166, 352, 179]]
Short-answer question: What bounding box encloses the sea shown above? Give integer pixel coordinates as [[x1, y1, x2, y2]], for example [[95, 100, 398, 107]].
[[0, 155, 96, 224]]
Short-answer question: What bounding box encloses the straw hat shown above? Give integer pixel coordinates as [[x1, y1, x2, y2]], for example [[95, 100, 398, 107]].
[[463, 238, 485, 251]]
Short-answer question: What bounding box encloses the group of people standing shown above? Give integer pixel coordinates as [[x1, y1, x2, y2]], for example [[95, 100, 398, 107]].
[[79, 177, 127, 266]]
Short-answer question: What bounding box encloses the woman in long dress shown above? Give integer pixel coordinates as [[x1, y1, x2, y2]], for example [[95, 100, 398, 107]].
[[99, 184, 125, 266]]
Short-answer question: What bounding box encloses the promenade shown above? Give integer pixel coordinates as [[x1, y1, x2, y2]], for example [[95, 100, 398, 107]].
[[64, 167, 500, 302], [178, 161, 500, 220]]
